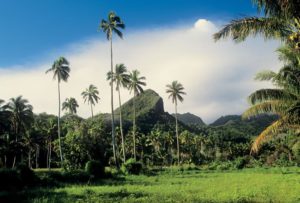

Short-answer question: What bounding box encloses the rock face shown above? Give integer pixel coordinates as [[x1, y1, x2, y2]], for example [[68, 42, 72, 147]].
[[173, 112, 206, 126], [115, 89, 164, 120]]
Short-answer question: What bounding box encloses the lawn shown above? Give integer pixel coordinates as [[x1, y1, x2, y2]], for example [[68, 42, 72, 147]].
[[4, 167, 300, 203]]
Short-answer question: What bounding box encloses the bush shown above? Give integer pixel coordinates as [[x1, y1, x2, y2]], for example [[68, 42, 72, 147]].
[[121, 158, 143, 175], [0, 168, 21, 191], [16, 163, 37, 186], [62, 170, 90, 183], [85, 160, 105, 178], [234, 157, 249, 169]]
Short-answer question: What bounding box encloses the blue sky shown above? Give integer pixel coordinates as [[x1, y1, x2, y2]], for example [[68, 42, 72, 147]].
[[0, 0, 279, 122], [0, 0, 257, 67]]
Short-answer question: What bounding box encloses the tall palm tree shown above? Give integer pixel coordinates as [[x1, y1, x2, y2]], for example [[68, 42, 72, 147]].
[[81, 84, 100, 118], [166, 81, 186, 165], [6, 96, 34, 167], [107, 64, 130, 163], [62, 97, 79, 115], [213, 0, 300, 51], [100, 11, 125, 165], [128, 70, 146, 160], [46, 56, 70, 165], [243, 45, 300, 153]]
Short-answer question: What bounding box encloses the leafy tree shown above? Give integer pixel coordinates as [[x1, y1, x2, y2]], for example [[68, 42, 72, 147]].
[[100, 11, 125, 166], [46, 56, 70, 165], [128, 70, 146, 160], [6, 96, 34, 167], [243, 45, 300, 153], [166, 81, 186, 164], [107, 64, 130, 163], [81, 84, 100, 118], [62, 97, 79, 115]]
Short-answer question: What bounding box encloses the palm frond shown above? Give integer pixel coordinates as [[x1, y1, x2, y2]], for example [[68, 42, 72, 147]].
[[214, 17, 291, 42], [242, 100, 287, 119], [248, 88, 297, 104], [255, 70, 277, 81], [251, 118, 285, 153]]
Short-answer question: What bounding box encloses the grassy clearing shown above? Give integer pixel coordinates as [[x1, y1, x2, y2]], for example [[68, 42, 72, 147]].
[[4, 167, 300, 203]]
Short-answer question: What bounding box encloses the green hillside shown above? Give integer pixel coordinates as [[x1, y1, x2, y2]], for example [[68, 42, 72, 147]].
[[173, 112, 206, 126]]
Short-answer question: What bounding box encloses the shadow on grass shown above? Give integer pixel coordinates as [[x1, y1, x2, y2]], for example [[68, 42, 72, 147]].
[[0, 190, 71, 203]]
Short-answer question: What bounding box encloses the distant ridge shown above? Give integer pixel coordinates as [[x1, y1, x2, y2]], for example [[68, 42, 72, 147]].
[[172, 112, 206, 126]]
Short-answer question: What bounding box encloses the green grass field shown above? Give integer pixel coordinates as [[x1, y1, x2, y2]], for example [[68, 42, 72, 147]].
[[5, 167, 300, 203]]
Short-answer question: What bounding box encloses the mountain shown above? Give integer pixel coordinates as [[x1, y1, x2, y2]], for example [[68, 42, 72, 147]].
[[110, 89, 180, 134], [210, 115, 241, 126], [209, 114, 278, 136], [173, 112, 206, 126], [115, 89, 164, 120]]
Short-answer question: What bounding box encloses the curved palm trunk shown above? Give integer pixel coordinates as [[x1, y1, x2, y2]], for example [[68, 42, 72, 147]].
[[133, 92, 137, 160], [118, 88, 126, 163], [57, 81, 63, 166], [175, 101, 180, 165], [110, 37, 118, 167]]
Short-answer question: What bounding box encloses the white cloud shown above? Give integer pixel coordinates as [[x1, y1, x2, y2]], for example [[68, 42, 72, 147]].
[[0, 19, 281, 124]]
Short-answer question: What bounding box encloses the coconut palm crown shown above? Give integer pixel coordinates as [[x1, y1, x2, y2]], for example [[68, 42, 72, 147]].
[[213, 0, 300, 51], [62, 97, 79, 115], [243, 45, 300, 153], [81, 84, 100, 118]]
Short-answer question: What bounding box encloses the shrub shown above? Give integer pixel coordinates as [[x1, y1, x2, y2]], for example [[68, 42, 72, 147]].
[[121, 158, 143, 175], [234, 157, 249, 169], [16, 163, 37, 186], [85, 160, 105, 178], [0, 168, 21, 191], [62, 170, 90, 183]]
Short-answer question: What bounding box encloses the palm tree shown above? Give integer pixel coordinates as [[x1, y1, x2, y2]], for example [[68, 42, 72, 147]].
[[46, 56, 70, 165], [62, 97, 79, 115], [81, 84, 100, 118], [100, 11, 125, 165], [128, 70, 146, 160], [166, 81, 186, 165], [6, 96, 34, 167], [213, 0, 300, 51], [107, 64, 130, 163], [243, 45, 300, 153]]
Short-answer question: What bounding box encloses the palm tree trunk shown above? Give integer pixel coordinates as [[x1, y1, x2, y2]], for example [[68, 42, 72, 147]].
[[35, 145, 39, 168], [28, 150, 31, 168], [118, 88, 126, 163], [133, 92, 136, 161], [175, 101, 180, 165], [12, 123, 18, 168], [49, 139, 52, 169], [46, 142, 49, 169], [57, 81, 63, 166], [90, 103, 94, 118], [110, 37, 118, 167]]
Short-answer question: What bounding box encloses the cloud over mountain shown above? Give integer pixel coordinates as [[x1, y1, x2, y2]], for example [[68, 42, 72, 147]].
[[0, 19, 280, 123]]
